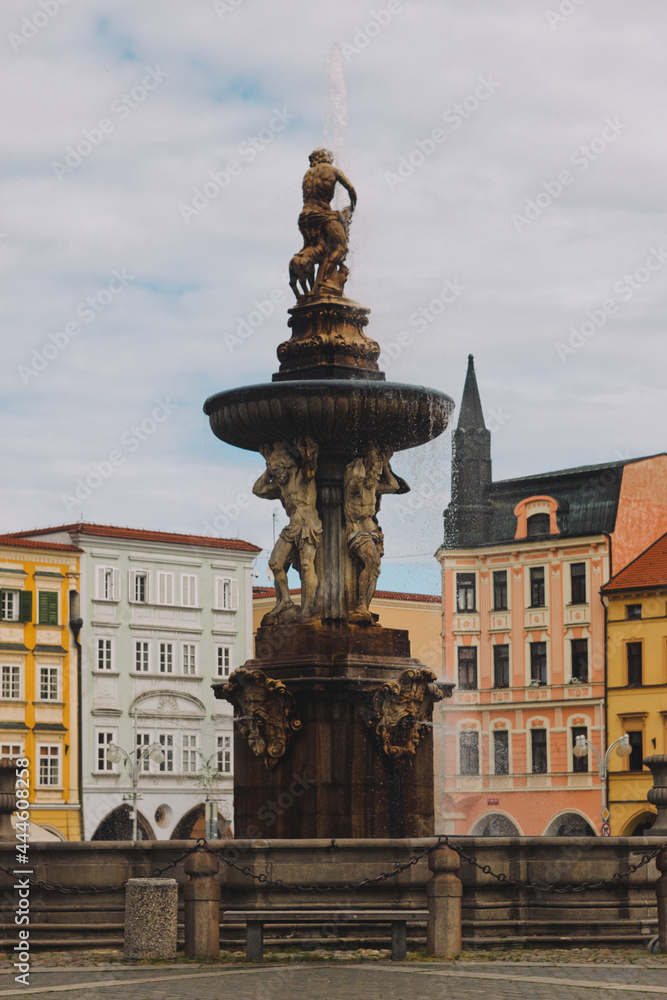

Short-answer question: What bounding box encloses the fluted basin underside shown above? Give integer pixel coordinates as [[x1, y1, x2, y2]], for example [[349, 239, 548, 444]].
[[204, 379, 455, 454]]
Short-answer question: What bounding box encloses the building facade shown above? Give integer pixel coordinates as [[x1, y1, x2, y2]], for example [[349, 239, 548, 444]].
[[8, 524, 260, 840], [436, 356, 667, 836], [603, 532, 667, 835], [0, 536, 82, 839]]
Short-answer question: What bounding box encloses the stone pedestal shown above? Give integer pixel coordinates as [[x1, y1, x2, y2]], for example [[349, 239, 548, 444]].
[[275, 298, 381, 382], [644, 755, 667, 837], [214, 626, 452, 839]]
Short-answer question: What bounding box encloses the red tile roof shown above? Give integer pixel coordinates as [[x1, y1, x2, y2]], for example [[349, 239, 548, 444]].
[[4, 523, 261, 554], [253, 587, 440, 604], [0, 535, 82, 554], [602, 532, 667, 592]]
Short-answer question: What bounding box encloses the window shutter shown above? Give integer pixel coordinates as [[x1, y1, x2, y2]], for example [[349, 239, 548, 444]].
[[95, 566, 105, 599], [214, 577, 223, 610], [230, 580, 239, 611], [39, 592, 58, 625], [18, 591, 32, 622], [112, 569, 120, 601], [128, 570, 136, 603]]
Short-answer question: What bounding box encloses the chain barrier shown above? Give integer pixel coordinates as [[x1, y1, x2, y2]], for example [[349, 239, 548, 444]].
[[1, 835, 665, 896]]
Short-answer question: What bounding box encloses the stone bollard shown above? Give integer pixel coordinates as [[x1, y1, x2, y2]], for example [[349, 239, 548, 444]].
[[656, 849, 667, 953], [124, 878, 178, 960], [427, 847, 462, 959], [184, 849, 221, 961]]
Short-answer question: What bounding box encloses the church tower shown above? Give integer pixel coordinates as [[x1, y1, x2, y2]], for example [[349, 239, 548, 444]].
[[444, 354, 492, 546]]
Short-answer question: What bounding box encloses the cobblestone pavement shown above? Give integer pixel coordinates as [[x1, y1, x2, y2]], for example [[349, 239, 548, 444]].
[[0, 952, 666, 1000]]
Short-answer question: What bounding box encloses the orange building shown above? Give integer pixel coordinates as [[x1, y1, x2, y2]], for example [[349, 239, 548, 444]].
[[435, 357, 667, 836]]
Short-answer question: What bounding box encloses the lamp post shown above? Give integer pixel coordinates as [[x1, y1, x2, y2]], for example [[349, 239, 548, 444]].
[[189, 751, 226, 840], [106, 742, 165, 841], [573, 732, 632, 835]]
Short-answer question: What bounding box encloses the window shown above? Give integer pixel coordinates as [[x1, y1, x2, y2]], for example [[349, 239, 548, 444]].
[[130, 571, 148, 604], [0, 743, 23, 757], [627, 642, 642, 686], [38, 591, 58, 625], [181, 574, 198, 607], [530, 641, 547, 685], [215, 576, 239, 611], [158, 733, 174, 772], [529, 567, 545, 607], [157, 571, 175, 605], [39, 666, 58, 701], [626, 604, 642, 619], [95, 566, 119, 601], [182, 734, 199, 772], [216, 645, 232, 678], [460, 731, 479, 775], [1, 665, 21, 700], [159, 642, 173, 674], [38, 745, 60, 786], [456, 573, 476, 612], [457, 647, 477, 690], [570, 563, 586, 604], [531, 729, 547, 774], [182, 643, 197, 675], [493, 645, 509, 688], [628, 731, 644, 771], [492, 571, 507, 611], [97, 638, 113, 671], [493, 730, 509, 775], [0, 590, 31, 622], [572, 726, 588, 772], [527, 512, 550, 537], [96, 731, 116, 772], [136, 732, 151, 771], [571, 639, 588, 682], [217, 735, 232, 773], [134, 641, 149, 672]]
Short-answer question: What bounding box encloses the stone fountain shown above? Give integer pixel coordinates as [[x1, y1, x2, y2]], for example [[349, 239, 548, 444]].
[[206, 149, 454, 838]]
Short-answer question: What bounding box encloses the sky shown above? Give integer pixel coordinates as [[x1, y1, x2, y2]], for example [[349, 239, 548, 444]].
[[2, 0, 666, 595]]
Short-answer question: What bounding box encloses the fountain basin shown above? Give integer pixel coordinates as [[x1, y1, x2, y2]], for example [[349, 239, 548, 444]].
[[204, 379, 454, 454]]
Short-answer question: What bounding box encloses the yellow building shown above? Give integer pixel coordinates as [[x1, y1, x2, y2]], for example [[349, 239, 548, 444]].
[[0, 536, 82, 839], [603, 531, 667, 835]]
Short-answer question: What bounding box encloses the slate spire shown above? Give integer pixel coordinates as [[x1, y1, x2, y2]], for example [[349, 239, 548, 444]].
[[444, 355, 493, 547]]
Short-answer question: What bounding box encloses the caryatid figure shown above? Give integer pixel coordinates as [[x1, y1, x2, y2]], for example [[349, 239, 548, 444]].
[[344, 443, 409, 625], [289, 148, 357, 300], [252, 437, 322, 625]]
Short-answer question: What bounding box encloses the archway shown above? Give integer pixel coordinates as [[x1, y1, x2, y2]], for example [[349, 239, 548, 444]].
[[622, 811, 656, 837], [470, 812, 521, 837], [544, 811, 596, 837], [91, 804, 155, 841], [171, 804, 232, 840]]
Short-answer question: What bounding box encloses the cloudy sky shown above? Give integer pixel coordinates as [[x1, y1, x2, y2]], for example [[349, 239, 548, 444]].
[[2, 0, 666, 594]]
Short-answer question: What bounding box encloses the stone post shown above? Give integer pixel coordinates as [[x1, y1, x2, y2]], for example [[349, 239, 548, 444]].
[[183, 850, 221, 961], [426, 847, 462, 959], [656, 849, 667, 953], [644, 755, 667, 837], [124, 878, 178, 960]]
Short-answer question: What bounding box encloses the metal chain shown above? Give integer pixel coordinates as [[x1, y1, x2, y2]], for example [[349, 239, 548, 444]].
[[0, 842, 201, 895]]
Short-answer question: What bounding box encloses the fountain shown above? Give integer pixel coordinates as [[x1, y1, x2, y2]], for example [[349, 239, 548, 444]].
[[206, 150, 455, 838]]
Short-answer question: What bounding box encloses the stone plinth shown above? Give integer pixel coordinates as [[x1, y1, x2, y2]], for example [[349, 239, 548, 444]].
[[214, 627, 452, 840], [124, 878, 178, 960], [275, 298, 381, 381]]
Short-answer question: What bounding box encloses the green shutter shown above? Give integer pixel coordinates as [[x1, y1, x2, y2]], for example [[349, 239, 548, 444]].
[[38, 592, 58, 625], [18, 591, 32, 622]]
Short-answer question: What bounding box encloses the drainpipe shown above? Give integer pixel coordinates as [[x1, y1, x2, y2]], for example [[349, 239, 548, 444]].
[[69, 591, 84, 840], [602, 530, 612, 833]]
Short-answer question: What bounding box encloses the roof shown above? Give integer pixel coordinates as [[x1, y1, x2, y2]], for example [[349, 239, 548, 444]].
[[4, 523, 261, 554], [602, 532, 667, 593], [253, 587, 440, 604], [457, 354, 486, 430], [0, 535, 82, 554]]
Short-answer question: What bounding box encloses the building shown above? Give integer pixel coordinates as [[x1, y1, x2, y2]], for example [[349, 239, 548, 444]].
[[436, 356, 667, 836], [7, 524, 260, 840], [0, 535, 82, 839], [602, 532, 667, 835]]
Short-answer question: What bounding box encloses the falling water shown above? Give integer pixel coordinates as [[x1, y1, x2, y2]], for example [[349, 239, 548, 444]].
[[323, 43, 349, 207]]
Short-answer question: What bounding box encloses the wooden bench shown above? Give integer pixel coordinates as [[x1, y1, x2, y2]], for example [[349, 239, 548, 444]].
[[222, 909, 428, 961]]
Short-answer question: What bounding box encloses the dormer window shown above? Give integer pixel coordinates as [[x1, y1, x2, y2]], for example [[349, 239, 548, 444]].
[[514, 496, 560, 540], [527, 513, 550, 537]]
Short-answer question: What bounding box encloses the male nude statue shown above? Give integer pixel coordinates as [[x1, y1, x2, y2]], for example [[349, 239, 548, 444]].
[[289, 148, 357, 299], [344, 443, 409, 624], [253, 437, 322, 624]]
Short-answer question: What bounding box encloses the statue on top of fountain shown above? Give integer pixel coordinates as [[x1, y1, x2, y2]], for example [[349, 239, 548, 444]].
[[253, 436, 322, 626], [289, 148, 357, 301]]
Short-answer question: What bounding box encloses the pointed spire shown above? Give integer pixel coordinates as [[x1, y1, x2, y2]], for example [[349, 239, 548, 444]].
[[457, 354, 486, 430]]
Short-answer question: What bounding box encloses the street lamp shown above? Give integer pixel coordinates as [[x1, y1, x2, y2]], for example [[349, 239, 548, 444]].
[[573, 733, 632, 835], [106, 742, 165, 841], [188, 750, 227, 840]]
